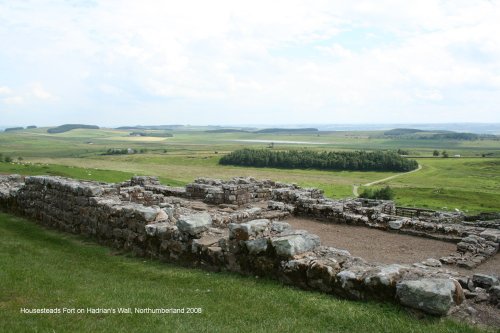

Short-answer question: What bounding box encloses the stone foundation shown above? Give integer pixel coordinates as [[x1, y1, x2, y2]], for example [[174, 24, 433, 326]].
[[1, 174, 499, 316]]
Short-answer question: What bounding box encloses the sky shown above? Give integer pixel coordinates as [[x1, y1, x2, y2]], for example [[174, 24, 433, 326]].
[[1, 0, 500, 127]]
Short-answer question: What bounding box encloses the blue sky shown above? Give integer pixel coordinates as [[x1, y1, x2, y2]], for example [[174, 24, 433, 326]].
[[1, 0, 500, 126]]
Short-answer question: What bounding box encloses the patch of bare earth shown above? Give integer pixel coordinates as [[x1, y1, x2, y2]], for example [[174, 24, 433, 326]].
[[286, 217, 500, 276], [287, 217, 500, 330]]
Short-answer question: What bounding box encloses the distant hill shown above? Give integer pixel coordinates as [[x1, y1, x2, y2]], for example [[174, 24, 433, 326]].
[[383, 128, 498, 141], [47, 124, 99, 134], [312, 123, 500, 135], [254, 128, 319, 134], [426, 132, 498, 141], [429, 132, 479, 140], [384, 128, 425, 136], [116, 125, 180, 130], [4, 127, 24, 132], [205, 129, 250, 133], [116, 126, 142, 130]]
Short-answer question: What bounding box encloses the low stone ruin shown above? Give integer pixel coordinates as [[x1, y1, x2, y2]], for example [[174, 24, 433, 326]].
[[0, 174, 499, 317]]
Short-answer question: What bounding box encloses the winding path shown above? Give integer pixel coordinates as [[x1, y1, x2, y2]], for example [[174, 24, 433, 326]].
[[352, 164, 422, 197]]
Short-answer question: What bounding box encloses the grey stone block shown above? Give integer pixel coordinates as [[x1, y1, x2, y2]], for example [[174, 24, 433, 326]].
[[177, 212, 212, 236], [396, 279, 458, 315]]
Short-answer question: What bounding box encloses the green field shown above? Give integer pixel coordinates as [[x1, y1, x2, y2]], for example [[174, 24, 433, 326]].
[[0, 127, 499, 212], [0, 212, 483, 333], [1, 127, 498, 332]]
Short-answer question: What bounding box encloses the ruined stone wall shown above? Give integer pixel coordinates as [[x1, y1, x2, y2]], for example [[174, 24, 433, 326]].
[[0, 174, 499, 316]]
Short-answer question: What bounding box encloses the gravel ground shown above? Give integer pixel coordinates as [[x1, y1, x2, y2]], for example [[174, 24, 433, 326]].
[[286, 217, 500, 276]]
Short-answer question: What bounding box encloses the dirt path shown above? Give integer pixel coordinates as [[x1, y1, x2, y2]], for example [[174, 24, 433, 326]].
[[352, 164, 422, 196], [352, 185, 359, 197], [287, 217, 500, 276]]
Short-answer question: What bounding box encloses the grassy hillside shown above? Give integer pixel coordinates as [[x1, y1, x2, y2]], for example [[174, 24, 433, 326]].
[[0, 127, 499, 212], [371, 158, 500, 212], [0, 212, 482, 333]]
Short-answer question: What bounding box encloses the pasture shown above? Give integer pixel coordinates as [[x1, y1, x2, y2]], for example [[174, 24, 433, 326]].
[[1, 127, 498, 332], [0, 127, 499, 213]]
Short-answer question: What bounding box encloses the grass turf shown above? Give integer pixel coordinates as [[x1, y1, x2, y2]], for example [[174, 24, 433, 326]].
[[0, 212, 484, 333]]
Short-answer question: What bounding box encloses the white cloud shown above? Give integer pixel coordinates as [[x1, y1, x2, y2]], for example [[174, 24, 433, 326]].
[[0, 86, 13, 95], [3, 96, 24, 105], [415, 89, 443, 102], [0, 0, 499, 125], [98, 83, 121, 95], [32, 83, 55, 100], [317, 43, 353, 58]]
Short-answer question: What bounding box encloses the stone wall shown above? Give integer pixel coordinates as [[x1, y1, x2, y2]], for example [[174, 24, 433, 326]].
[[1, 174, 499, 316]]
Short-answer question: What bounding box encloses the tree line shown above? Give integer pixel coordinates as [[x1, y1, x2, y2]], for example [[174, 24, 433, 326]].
[[47, 124, 99, 134], [219, 149, 418, 172]]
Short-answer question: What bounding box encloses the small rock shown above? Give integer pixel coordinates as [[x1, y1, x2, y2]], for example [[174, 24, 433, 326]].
[[270, 221, 291, 233], [475, 292, 489, 303], [144, 222, 169, 236], [396, 278, 458, 316], [479, 229, 500, 242], [134, 206, 160, 222], [155, 209, 169, 221], [421, 258, 442, 267], [245, 238, 269, 255], [463, 290, 477, 299], [271, 233, 320, 257], [489, 285, 500, 304], [228, 219, 269, 240], [177, 212, 212, 236], [472, 273, 499, 290], [465, 306, 477, 315], [388, 219, 404, 230]]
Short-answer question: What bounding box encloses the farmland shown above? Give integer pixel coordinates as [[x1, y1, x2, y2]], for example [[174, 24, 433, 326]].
[[1, 126, 499, 332], [0, 127, 499, 213]]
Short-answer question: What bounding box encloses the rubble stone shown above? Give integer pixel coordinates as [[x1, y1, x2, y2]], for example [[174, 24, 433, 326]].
[[472, 274, 499, 290], [177, 212, 212, 236], [396, 279, 459, 315], [271, 232, 320, 257]]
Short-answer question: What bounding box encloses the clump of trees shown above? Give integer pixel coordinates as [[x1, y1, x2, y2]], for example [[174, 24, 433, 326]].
[[4, 127, 24, 132], [359, 186, 395, 200], [431, 132, 479, 140], [254, 128, 319, 134], [129, 131, 173, 137], [3, 126, 37, 132], [103, 148, 149, 155], [219, 149, 419, 172], [47, 124, 99, 134], [103, 148, 129, 155], [384, 128, 424, 136], [396, 149, 409, 155], [0, 153, 13, 163]]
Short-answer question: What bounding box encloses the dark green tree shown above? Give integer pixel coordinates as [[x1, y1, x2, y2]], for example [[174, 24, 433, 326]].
[[359, 186, 394, 200], [219, 149, 418, 172]]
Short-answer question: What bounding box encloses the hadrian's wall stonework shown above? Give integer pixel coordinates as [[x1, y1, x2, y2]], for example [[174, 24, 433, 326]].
[[0, 174, 499, 317]]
